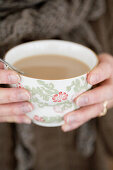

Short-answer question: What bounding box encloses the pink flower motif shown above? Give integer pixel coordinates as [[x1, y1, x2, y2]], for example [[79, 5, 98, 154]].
[[34, 115, 44, 122], [16, 82, 23, 88], [52, 92, 68, 102]]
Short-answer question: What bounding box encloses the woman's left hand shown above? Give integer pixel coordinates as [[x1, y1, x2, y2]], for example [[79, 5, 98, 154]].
[[62, 53, 113, 132]]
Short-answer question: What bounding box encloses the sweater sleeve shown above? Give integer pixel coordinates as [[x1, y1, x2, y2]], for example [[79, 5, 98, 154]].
[[0, 0, 73, 46], [0, 0, 105, 47]]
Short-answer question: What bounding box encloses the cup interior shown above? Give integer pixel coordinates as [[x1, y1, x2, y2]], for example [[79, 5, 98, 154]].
[[4, 40, 98, 79]]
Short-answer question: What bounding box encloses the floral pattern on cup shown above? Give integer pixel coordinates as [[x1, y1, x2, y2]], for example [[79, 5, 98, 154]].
[[5, 40, 98, 126], [22, 77, 89, 124], [16, 82, 23, 88], [34, 115, 63, 123], [52, 92, 68, 102], [34, 115, 44, 122]]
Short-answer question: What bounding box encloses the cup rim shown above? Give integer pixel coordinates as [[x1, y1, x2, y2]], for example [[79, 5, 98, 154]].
[[4, 39, 99, 81]]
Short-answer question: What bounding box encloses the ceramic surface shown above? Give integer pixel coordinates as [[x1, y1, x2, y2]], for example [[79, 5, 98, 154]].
[[4, 40, 98, 127]]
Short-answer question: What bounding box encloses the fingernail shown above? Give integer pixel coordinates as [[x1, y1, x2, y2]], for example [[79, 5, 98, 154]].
[[66, 114, 82, 124], [22, 118, 31, 124], [66, 115, 75, 123], [90, 74, 99, 84], [8, 74, 20, 83], [62, 124, 71, 132], [17, 91, 30, 101], [76, 95, 88, 107], [21, 103, 33, 113]]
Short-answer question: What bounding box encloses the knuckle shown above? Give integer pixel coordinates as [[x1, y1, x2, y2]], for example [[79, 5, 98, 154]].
[[21, 88, 30, 95], [86, 91, 96, 105], [108, 85, 113, 98], [0, 69, 8, 79], [16, 88, 30, 101], [14, 88, 23, 97], [95, 104, 103, 117], [9, 88, 29, 102], [99, 55, 112, 76], [76, 113, 83, 121], [104, 53, 113, 60], [12, 103, 23, 115], [106, 63, 112, 76], [6, 89, 19, 102], [96, 63, 110, 81], [91, 70, 101, 84], [6, 93, 14, 103], [17, 88, 30, 95], [0, 70, 9, 83], [11, 107, 17, 115], [99, 103, 104, 112], [10, 103, 23, 115], [77, 111, 87, 122], [88, 93, 95, 104], [99, 53, 113, 62], [81, 113, 87, 121], [97, 66, 103, 77], [14, 102, 32, 114], [0, 70, 20, 84]]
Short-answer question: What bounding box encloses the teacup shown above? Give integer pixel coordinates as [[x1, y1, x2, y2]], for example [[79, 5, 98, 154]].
[[4, 40, 98, 127]]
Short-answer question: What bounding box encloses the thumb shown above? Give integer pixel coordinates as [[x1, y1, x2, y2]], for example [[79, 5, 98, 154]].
[[87, 53, 112, 85]]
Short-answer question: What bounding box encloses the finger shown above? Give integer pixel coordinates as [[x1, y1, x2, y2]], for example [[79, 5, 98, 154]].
[[0, 62, 4, 69], [75, 80, 113, 107], [0, 88, 30, 104], [62, 103, 104, 132], [0, 102, 33, 116], [0, 69, 20, 84], [0, 115, 31, 124], [107, 99, 113, 109], [62, 121, 84, 132], [87, 53, 113, 85]]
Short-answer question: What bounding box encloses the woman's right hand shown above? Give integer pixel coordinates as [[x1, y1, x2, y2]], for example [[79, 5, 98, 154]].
[[0, 62, 33, 124]]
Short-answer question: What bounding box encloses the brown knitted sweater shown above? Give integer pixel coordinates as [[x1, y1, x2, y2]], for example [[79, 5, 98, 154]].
[[0, 0, 113, 170]]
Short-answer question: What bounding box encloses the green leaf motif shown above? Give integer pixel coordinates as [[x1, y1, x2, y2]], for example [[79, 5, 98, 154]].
[[24, 77, 88, 111], [81, 77, 85, 81], [31, 97, 39, 103], [66, 86, 71, 92], [66, 77, 89, 93], [38, 103, 49, 107], [49, 83, 54, 89], [55, 100, 72, 111], [25, 85, 31, 91], [24, 78, 87, 124], [25, 79, 59, 103], [37, 80, 46, 86], [43, 116, 63, 123], [37, 80, 59, 95], [43, 95, 49, 101], [66, 80, 75, 92]]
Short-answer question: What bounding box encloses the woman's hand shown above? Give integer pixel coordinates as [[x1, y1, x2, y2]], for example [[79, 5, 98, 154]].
[[62, 53, 113, 132], [0, 62, 33, 124]]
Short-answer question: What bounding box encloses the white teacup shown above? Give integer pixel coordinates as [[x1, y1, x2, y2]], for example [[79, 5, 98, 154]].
[[4, 40, 98, 127]]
